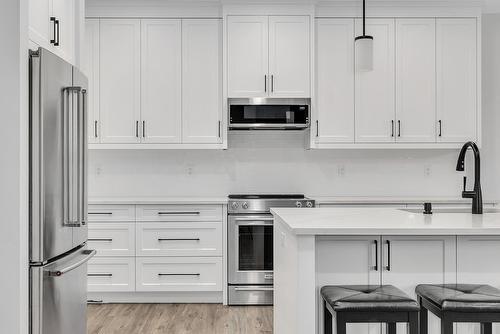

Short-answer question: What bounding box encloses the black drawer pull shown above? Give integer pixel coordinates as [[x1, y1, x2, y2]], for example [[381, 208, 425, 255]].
[[88, 273, 113, 277], [157, 211, 200, 215], [158, 238, 200, 242], [88, 238, 113, 242], [88, 212, 113, 215], [158, 273, 200, 276]]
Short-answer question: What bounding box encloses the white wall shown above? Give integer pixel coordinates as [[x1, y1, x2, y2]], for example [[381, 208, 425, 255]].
[[0, 0, 28, 333], [89, 14, 500, 202]]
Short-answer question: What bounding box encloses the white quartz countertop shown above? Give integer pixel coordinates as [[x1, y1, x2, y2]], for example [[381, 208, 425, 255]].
[[88, 197, 228, 205], [271, 207, 500, 235]]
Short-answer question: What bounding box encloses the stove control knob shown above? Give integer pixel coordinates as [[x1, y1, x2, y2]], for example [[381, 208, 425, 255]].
[[231, 202, 239, 210], [295, 201, 303, 208], [242, 202, 249, 209], [306, 201, 313, 208]]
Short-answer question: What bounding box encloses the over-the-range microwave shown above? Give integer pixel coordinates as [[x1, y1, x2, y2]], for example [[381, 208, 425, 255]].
[[228, 98, 310, 130]]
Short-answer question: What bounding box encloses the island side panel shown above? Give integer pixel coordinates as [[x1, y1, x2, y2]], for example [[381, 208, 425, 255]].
[[457, 236, 500, 334], [274, 216, 316, 334]]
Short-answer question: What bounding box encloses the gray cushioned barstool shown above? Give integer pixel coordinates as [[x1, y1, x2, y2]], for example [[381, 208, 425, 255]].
[[416, 284, 500, 334], [321, 285, 420, 334]]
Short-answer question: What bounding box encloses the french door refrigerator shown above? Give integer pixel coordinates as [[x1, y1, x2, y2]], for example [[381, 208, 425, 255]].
[[29, 47, 95, 334]]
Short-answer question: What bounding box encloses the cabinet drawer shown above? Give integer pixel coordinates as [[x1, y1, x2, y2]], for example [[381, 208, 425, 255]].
[[87, 257, 135, 292], [136, 222, 222, 257], [88, 223, 135, 257], [136, 205, 222, 222], [88, 205, 135, 222], [136, 257, 222, 292]]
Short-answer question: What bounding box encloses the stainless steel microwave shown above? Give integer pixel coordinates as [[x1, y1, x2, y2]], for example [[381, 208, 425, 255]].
[[228, 98, 310, 130]]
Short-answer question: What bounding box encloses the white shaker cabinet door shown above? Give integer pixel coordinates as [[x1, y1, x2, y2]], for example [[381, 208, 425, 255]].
[[83, 19, 100, 144], [395, 19, 436, 143], [316, 237, 381, 334], [182, 19, 222, 144], [381, 236, 456, 334], [227, 16, 269, 98], [52, 0, 75, 63], [141, 19, 182, 143], [99, 19, 141, 143], [29, 0, 51, 47], [436, 18, 477, 143], [268, 16, 311, 97], [315, 18, 355, 143], [355, 19, 396, 143]]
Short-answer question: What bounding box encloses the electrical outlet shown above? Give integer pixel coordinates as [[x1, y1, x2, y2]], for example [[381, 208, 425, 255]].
[[337, 165, 346, 177], [424, 165, 432, 177]]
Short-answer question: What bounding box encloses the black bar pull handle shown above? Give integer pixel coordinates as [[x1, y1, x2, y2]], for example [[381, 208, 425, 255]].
[[398, 120, 401, 137], [50, 17, 57, 44], [391, 120, 395, 137], [438, 120, 442, 137], [54, 18, 60, 46], [373, 239, 379, 271], [385, 240, 391, 271]]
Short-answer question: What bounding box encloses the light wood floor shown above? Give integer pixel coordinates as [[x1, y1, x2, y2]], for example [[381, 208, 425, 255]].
[[87, 303, 273, 334]]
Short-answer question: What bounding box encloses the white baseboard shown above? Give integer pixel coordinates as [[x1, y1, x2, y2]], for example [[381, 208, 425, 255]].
[[87, 291, 223, 304]]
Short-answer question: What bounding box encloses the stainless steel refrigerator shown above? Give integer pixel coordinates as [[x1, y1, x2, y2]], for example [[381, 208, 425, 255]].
[[29, 47, 95, 334]]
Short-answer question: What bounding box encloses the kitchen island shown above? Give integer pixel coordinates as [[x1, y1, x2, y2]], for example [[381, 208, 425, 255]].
[[271, 207, 500, 334]]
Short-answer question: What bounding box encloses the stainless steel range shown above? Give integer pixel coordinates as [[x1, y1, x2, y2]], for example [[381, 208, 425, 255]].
[[227, 194, 315, 305]]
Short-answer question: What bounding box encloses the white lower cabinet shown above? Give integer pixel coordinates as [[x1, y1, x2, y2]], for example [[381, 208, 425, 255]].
[[136, 222, 222, 257], [381, 236, 456, 334], [87, 257, 135, 292], [136, 257, 223, 292], [87, 204, 224, 299], [88, 223, 135, 257], [316, 236, 381, 334]]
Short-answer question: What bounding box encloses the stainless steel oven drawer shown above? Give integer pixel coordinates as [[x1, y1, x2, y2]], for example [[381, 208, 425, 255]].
[[228, 285, 273, 305]]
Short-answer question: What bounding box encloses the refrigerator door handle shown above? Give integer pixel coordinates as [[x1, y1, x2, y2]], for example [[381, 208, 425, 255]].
[[63, 86, 83, 228], [81, 89, 88, 226], [48, 249, 96, 277]]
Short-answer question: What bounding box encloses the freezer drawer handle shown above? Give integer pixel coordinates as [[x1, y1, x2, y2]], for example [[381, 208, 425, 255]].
[[157, 211, 201, 215], [88, 273, 113, 277], [88, 238, 113, 242], [48, 249, 96, 277], [234, 287, 274, 292], [158, 238, 200, 242], [158, 273, 200, 276]]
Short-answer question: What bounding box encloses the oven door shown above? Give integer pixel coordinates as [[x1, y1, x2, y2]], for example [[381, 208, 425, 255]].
[[228, 215, 274, 285]]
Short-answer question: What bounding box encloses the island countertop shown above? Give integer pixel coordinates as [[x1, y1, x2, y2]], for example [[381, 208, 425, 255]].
[[271, 207, 500, 235]]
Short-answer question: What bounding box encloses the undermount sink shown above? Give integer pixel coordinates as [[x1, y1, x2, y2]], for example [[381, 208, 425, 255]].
[[401, 208, 500, 214]]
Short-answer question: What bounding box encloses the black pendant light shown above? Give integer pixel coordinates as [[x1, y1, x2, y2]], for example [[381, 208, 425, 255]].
[[355, 0, 374, 71]]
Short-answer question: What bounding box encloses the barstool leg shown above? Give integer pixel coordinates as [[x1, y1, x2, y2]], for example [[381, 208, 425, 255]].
[[336, 314, 347, 334], [387, 323, 397, 334], [481, 323, 492, 334], [324, 302, 333, 334], [441, 319, 453, 334], [409, 312, 419, 334], [419, 297, 428, 334]]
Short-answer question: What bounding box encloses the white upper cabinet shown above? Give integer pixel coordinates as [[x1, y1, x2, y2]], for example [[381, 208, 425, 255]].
[[227, 15, 311, 98], [395, 19, 436, 143], [141, 20, 182, 144], [99, 19, 141, 144], [227, 16, 269, 98], [436, 18, 477, 143], [268, 16, 311, 97], [82, 19, 100, 144], [29, 0, 76, 64], [315, 19, 355, 143], [182, 19, 223, 144], [355, 19, 396, 143]]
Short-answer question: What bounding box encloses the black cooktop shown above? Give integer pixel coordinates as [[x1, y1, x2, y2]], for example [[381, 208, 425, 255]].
[[228, 194, 305, 199]]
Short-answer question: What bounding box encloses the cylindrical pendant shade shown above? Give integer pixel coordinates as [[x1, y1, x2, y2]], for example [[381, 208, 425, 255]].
[[355, 36, 374, 72]]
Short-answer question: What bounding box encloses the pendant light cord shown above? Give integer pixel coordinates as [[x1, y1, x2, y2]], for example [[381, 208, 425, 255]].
[[363, 0, 366, 36]]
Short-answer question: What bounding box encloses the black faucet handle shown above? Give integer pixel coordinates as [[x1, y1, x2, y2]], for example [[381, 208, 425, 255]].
[[463, 176, 467, 191]]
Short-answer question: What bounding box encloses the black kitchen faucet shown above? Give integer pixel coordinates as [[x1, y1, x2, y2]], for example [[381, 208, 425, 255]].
[[456, 141, 483, 214]]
